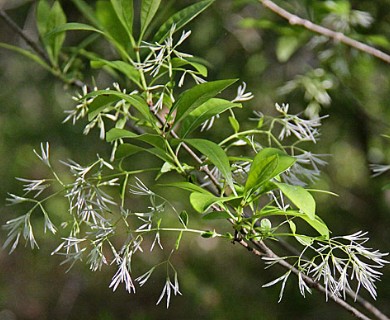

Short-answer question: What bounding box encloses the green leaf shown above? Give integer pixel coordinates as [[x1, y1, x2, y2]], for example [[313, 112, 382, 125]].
[[91, 59, 141, 87], [45, 22, 105, 37], [106, 128, 138, 142], [110, 0, 134, 40], [171, 58, 208, 77], [87, 95, 120, 121], [229, 116, 240, 133], [115, 143, 144, 158], [184, 139, 234, 191], [180, 98, 241, 137], [96, 1, 132, 55], [190, 192, 219, 213], [275, 182, 316, 220], [258, 207, 329, 238], [71, 0, 102, 27], [172, 79, 237, 127], [179, 210, 189, 226], [37, 1, 67, 65], [276, 36, 300, 63], [0, 43, 51, 71], [158, 181, 211, 194], [245, 154, 278, 193], [140, 0, 161, 38], [245, 148, 296, 194], [37, 1, 51, 37], [153, 0, 214, 42], [84, 90, 152, 123], [202, 211, 231, 220]]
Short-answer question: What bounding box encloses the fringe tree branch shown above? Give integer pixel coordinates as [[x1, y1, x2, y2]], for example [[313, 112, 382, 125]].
[[1, 6, 388, 320], [258, 0, 390, 64]]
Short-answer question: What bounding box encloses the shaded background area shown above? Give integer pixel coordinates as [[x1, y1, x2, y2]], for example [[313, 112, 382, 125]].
[[1, 0, 390, 319]]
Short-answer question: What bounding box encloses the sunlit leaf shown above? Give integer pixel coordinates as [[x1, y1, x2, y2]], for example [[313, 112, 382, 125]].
[[274, 182, 316, 220]]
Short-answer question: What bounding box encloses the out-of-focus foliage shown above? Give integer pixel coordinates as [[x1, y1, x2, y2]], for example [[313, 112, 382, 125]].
[[1, 0, 390, 319]]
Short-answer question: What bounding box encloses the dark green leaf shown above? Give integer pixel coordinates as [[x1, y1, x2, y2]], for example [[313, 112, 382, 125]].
[[110, 0, 134, 40], [71, 0, 102, 27], [185, 138, 234, 191], [96, 1, 132, 55], [87, 95, 120, 121], [202, 211, 231, 220], [106, 128, 138, 142], [153, 0, 214, 42], [179, 210, 189, 226], [115, 143, 144, 158], [180, 98, 241, 137], [274, 182, 316, 220], [172, 79, 237, 127], [245, 148, 296, 194], [84, 90, 152, 122]]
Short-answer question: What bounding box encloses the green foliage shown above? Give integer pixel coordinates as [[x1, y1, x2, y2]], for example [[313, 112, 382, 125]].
[[1, 0, 389, 317]]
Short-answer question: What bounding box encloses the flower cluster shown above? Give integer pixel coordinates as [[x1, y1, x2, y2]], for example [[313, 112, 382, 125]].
[[263, 231, 388, 301]]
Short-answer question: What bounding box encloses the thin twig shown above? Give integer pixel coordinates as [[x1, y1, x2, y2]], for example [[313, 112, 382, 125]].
[[258, 0, 390, 64], [0, 9, 51, 66]]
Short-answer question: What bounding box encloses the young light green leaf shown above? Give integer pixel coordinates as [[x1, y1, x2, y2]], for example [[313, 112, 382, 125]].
[[172, 79, 237, 127], [110, 0, 134, 41], [257, 207, 329, 238], [229, 116, 240, 133], [140, 0, 161, 39], [184, 138, 234, 191], [153, 0, 214, 42], [180, 98, 241, 137], [190, 192, 219, 213], [276, 36, 301, 63], [274, 182, 316, 220]]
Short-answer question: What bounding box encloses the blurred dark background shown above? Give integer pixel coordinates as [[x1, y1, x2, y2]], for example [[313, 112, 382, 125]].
[[1, 0, 390, 319]]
